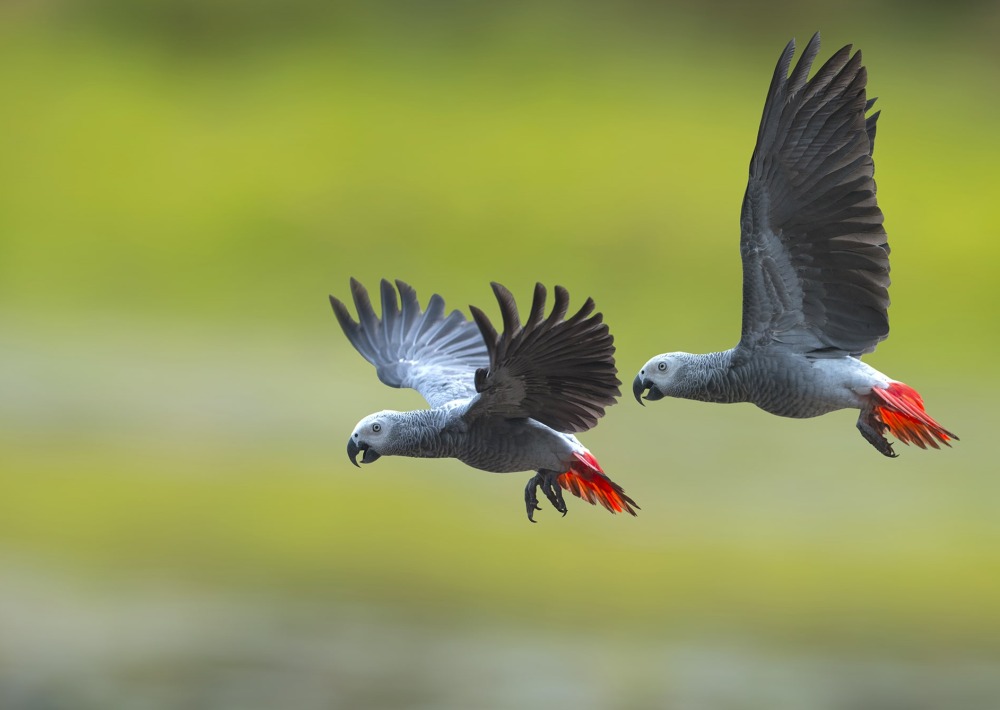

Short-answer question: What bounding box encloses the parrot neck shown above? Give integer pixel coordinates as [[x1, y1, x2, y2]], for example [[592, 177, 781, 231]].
[[678, 348, 751, 404], [391, 408, 457, 459]]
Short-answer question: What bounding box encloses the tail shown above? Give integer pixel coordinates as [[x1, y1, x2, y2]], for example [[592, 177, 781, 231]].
[[870, 382, 958, 450], [557, 452, 639, 516]]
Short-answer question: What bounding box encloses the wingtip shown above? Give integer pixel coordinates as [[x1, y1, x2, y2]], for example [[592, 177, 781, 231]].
[[394, 278, 419, 309], [329, 292, 359, 333], [551, 285, 573, 315], [349, 277, 368, 300], [780, 35, 797, 65], [489, 280, 514, 301], [379, 278, 400, 315], [489, 281, 520, 335], [524, 283, 547, 327], [468, 303, 498, 346]]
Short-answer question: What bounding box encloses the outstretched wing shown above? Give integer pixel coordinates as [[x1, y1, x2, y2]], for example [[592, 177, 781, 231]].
[[739, 32, 890, 358], [467, 283, 620, 434], [329, 278, 489, 407]]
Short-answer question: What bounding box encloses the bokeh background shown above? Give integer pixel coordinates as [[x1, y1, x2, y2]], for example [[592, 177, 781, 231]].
[[2, 1, 999, 708]]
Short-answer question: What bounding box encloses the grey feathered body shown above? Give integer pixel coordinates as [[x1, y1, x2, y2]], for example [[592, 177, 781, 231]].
[[382, 403, 580, 473], [668, 347, 890, 419]]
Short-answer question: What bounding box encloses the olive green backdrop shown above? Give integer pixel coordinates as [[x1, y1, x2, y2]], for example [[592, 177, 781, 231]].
[[1, 1, 998, 707]]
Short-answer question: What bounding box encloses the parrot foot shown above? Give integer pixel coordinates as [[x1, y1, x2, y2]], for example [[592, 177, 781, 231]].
[[857, 409, 898, 458], [524, 470, 568, 522]]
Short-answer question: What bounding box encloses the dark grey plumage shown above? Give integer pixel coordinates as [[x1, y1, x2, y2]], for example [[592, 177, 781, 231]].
[[469, 282, 621, 434], [739, 32, 889, 358]]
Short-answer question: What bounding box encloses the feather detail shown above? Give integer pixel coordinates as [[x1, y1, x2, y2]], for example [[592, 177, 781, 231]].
[[871, 382, 958, 449], [739, 33, 889, 358], [329, 278, 489, 407], [469, 282, 620, 433]]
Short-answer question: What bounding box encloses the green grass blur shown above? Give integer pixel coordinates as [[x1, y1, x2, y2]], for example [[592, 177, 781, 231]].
[[2, 2, 999, 707]]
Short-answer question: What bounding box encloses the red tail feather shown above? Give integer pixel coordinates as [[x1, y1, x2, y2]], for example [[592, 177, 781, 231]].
[[872, 382, 958, 449], [557, 452, 639, 516]]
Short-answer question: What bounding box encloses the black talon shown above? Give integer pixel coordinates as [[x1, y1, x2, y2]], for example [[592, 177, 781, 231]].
[[525, 476, 542, 522], [857, 409, 899, 458], [525, 471, 570, 521], [540, 474, 568, 516]]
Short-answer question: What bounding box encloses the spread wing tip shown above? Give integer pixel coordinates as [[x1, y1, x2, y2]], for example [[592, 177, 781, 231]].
[[471, 282, 621, 431], [329, 293, 358, 332], [469, 304, 498, 352], [329, 278, 490, 405], [742, 34, 891, 356]]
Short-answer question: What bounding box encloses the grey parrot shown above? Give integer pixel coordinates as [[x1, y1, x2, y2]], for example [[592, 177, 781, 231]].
[[633, 33, 957, 457], [330, 278, 639, 521]]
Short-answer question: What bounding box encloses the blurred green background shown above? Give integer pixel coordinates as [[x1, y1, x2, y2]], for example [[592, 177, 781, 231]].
[[2, 1, 999, 708]]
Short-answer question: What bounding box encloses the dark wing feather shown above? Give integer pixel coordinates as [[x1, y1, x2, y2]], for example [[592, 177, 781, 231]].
[[329, 278, 489, 407], [467, 283, 620, 433], [738, 32, 889, 357]]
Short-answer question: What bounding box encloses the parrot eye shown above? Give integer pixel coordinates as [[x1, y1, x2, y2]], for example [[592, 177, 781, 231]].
[[657, 361, 668, 372], [372, 423, 382, 433]]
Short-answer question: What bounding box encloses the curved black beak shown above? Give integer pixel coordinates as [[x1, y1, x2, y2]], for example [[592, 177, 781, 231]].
[[346, 438, 381, 467], [632, 374, 664, 404]]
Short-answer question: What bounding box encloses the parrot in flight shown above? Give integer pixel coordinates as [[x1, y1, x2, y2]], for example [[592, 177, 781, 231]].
[[633, 32, 957, 457], [330, 279, 638, 520]]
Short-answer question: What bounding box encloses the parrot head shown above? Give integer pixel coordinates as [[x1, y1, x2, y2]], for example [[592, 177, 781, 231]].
[[346, 410, 401, 467], [632, 352, 696, 404]]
